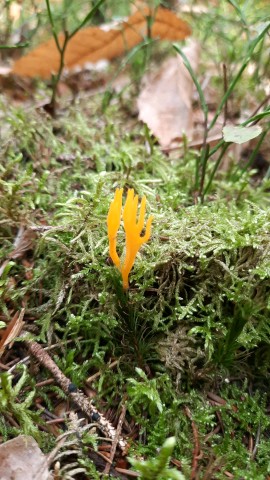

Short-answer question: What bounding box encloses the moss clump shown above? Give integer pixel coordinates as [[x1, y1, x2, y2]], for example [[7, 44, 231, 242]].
[[0, 94, 270, 478]]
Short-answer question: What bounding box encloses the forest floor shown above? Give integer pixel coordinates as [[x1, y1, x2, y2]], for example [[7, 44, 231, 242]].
[[0, 1, 270, 479]]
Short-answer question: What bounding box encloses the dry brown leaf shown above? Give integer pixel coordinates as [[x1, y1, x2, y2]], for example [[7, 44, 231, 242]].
[[0, 435, 51, 480], [0, 226, 36, 280], [8, 225, 36, 260], [0, 309, 25, 357], [137, 41, 200, 148], [12, 7, 191, 78]]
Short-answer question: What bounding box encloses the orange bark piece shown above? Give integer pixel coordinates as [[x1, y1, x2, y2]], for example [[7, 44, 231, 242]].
[[12, 7, 191, 78]]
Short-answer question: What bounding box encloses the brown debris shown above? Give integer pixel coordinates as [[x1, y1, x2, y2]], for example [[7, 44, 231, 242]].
[[137, 41, 200, 148], [12, 7, 191, 79], [0, 435, 51, 480], [0, 309, 25, 357]]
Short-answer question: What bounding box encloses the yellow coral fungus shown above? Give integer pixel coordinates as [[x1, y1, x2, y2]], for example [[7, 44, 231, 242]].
[[107, 187, 123, 268], [107, 188, 153, 289]]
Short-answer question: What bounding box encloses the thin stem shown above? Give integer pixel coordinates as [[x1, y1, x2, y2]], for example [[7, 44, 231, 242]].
[[25, 339, 127, 452], [173, 21, 270, 201], [45, 0, 68, 110], [248, 94, 270, 120], [70, 0, 106, 39], [0, 42, 29, 49], [222, 63, 228, 127], [198, 144, 210, 201], [209, 60, 249, 131], [50, 31, 69, 109], [173, 44, 209, 201], [203, 143, 230, 197], [251, 36, 265, 85], [241, 108, 270, 126], [209, 22, 270, 131], [45, 0, 106, 111], [227, 0, 250, 42], [173, 44, 208, 118], [45, 0, 61, 52], [194, 156, 200, 191]]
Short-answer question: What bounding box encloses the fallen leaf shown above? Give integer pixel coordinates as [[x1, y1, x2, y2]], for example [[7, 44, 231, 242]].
[[137, 40, 200, 148], [12, 7, 191, 78], [8, 225, 36, 260], [0, 435, 51, 480], [0, 226, 36, 280], [223, 124, 262, 144], [0, 309, 25, 357]]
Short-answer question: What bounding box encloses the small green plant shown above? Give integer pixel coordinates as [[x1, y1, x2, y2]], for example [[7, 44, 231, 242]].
[[127, 368, 164, 418], [44, 0, 106, 112], [0, 366, 40, 439], [129, 437, 185, 480], [213, 305, 249, 367], [173, 19, 270, 201]]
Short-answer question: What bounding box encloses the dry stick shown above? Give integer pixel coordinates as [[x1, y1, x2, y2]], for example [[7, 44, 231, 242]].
[[35, 378, 55, 388], [86, 359, 119, 384], [115, 467, 139, 477], [25, 340, 127, 452], [197, 82, 209, 201], [8, 337, 80, 374], [103, 400, 127, 475], [248, 93, 270, 123], [251, 423, 261, 460], [4, 412, 20, 428], [185, 407, 201, 480]]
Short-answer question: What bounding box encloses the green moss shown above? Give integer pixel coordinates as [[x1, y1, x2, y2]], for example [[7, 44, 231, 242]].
[[0, 71, 270, 478]]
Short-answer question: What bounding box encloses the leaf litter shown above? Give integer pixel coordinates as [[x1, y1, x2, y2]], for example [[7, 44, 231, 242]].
[[137, 40, 200, 148], [0, 435, 51, 480], [12, 7, 191, 78]]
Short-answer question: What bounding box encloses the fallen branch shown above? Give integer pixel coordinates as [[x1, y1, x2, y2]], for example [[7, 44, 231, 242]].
[[25, 339, 127, 452]]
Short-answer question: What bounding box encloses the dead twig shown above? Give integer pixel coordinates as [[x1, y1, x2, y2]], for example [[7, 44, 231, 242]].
[[251, 424, 261, 460], [25, 339, 128, 452], [249, 93, 270, 121], [86, 359, 119, 384], [103, 398, 127, 475], [7, 337, 82, 374], [115, 467, 139, 477], [185, 406, 202, 480]]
